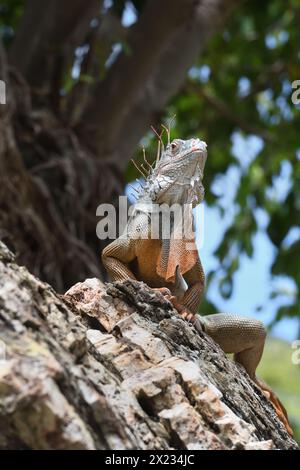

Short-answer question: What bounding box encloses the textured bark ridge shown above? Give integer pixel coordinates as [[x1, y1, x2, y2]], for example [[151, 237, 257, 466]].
[[0, 241, 298, 450]]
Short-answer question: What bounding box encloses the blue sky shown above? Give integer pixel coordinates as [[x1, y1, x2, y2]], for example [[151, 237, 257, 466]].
[[196, 132, 298, 343], [199, 203, 298, 342]]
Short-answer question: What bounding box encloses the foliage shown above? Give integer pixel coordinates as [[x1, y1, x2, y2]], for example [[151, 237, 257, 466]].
[[258, 337, 300, 443]]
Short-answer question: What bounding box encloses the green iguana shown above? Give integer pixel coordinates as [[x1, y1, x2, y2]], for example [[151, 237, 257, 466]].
[[102, 135, 292, 435]]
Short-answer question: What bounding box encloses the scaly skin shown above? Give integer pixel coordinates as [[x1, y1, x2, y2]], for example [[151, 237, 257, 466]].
[[102, 137, 292, 435]]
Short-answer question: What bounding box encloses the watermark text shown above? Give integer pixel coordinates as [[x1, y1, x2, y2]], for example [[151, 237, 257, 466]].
[[0, 79, 6, 104]]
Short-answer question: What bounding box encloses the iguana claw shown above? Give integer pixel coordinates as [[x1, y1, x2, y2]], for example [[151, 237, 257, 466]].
[[180, 309, 203, 334], [164, 294, 203, 332], [180, 310, 196, 323], [152, 287, 172, 297]]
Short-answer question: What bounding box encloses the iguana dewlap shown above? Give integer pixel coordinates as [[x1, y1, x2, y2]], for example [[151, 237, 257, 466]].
[[101, 136, 292, 436]]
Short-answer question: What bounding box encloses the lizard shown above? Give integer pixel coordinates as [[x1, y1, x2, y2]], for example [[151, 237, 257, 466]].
[[101, 134, 293, 435]]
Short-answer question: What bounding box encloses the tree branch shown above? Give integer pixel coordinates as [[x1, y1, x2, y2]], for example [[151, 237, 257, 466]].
[[79, 0, 204, 154], [187, 82, 273, 141], [115, 0, 239, 166], [9, 0, 101, 93], [66, 10, 126, 125], [0, 242, 298, 449], [79, 0, 239, 164]]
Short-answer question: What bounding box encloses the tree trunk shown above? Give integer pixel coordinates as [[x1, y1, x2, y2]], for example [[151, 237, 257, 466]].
[[0, 241, 297, 450]]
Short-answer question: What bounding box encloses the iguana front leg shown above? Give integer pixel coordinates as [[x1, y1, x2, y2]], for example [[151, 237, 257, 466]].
[[181, 258, 205, 313], [102, 238, 172, 296], [101, 237, 137, 282], [165, 258, 205, 324]]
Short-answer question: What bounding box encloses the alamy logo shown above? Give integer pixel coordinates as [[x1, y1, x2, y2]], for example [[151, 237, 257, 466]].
[[96, 196, 205, 249], [0, 79, 6, 104], [291, 340, 300, 365], [291, 80, 300, 105]]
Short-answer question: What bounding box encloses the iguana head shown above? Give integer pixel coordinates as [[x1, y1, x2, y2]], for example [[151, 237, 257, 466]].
[[139, 137, 207, 207]]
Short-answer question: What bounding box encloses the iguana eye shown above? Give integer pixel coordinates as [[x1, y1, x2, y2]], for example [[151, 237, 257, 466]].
[[170, 141, 179, 153]]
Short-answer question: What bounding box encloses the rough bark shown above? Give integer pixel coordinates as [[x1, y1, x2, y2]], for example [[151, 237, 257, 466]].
[[1, 38, 110, 290], [0, 241, 297, 450]]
